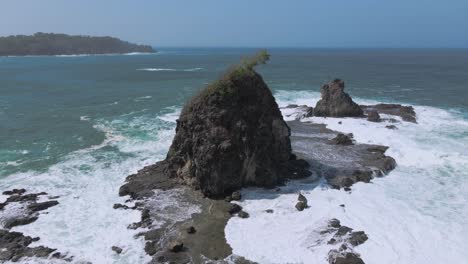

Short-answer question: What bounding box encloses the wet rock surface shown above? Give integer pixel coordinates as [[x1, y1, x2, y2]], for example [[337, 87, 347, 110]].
[[361, 103, 417, 123], [329, 133, 354, 146], [1, 190, 59, 229], [0, 189, 67, 262], [288, 120, 396, 189], [319, 219, 368, 264], [314, 79, 363, 117]]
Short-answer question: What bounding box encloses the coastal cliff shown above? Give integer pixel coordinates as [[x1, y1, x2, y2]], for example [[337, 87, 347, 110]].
[[0, 32, 155, 56]]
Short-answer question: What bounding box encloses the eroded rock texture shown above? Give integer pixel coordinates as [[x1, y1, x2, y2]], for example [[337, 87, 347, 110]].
[[314, 79, 363, 117]]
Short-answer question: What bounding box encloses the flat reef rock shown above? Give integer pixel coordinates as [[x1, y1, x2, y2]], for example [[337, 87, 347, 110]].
[[361, 104, 417, 123], [288, 120, 396, 189]]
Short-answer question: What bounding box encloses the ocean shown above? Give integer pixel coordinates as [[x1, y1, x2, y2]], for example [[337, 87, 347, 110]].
[[0, 48, 467, 263]]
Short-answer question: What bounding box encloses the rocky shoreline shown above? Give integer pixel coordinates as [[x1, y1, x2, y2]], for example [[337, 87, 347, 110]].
[[0, 189, 69, 262], [116, 60, 416, 263], [0, 53, 419, 263]]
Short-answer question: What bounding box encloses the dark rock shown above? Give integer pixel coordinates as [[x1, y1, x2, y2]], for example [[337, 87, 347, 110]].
[[113, 203, 129, 209], [335, 226, 353, 236], [27, 200, 59, 212], [231, 191, 242, 201], [186, 226, 197, 234], [111, 246, 123, 254], [168, 240, 184, 252], [238, 211, 250, 218], [314, 79, 363, 117], [328, 238, 337, 245], [297, 193, 308, 209], [4, 216, 39, 229], [145, 241, 157, 256], [141, 208, 151, 222], [348, 231, 368, 246], [330, 133, 353, 145], [265, 209, 274, 213], [361, 103, 417, 123], [3, 188, 27, 196], [329, 218, 341, 228], [338, 121, 342, 124], [0, 230, 63, 262], [367, 110, 381, 122], [386, 125, 398, 130], [329, 252, 365, 264], [285, 104, 299, 108], [339, 204, 345, 207], [119, 56, 310, 199], [295, 201, 307, 211], [228, 203, 242, 215]]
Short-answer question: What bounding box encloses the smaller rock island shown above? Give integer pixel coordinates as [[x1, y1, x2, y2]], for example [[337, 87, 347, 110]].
[[0, 32, 155, 56]]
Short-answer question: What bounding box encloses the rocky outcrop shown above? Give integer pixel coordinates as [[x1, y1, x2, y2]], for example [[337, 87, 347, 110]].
[[361, 104, 417, 123], [120, 53, 310, 199], [0, 189, 59, 229], [118, 52, 309, 263], [366, 110, 381, 122], [314, 79, 363, 117], [288, 120, 396, 190], [0, 189, 67, 262]]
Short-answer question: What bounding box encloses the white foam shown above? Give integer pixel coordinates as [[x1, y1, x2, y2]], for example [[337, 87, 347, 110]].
[[225, 91, 468, 264], [0, 109, 179, 264]]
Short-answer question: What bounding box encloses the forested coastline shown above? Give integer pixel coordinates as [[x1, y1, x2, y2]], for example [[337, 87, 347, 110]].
[[0, 33, 155, 56]]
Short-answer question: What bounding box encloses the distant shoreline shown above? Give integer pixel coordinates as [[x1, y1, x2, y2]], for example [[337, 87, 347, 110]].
[[0, 32, 156, 56], [2, 52, 157, 58]]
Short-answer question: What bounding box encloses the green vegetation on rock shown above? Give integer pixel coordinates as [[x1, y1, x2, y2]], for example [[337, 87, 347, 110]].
[[199, 50, 271, 98]]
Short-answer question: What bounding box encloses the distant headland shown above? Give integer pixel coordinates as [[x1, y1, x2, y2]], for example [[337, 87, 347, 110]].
[[0, 32, 155, 56]]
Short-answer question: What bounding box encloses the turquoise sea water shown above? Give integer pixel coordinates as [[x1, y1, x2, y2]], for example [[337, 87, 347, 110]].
[[1, 49, 467, 177], [0, 49, 467, 263]]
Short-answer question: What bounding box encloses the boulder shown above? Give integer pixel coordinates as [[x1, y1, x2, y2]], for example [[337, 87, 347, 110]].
[[111, 246, 123, 254], [348, 231, 368, 246], [238, 211, 250, 218], [330, 133, 353, 145], [329, 252, 365, 264], [314, 79, 363, 117], [386, 125, 397, 130], [231, 191, 242, 201], [367, 110, 381, 122], [295, 201, 307, 211], [228, 203, 242, 215]]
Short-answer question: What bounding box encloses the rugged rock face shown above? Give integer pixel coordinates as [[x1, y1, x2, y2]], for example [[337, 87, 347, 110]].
[[314, 79, 363, 117], [121, 56, 310, 198]]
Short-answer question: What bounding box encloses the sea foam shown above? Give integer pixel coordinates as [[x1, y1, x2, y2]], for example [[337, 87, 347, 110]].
[[0, 109, 179, 264], [225, 90, 468, 264]]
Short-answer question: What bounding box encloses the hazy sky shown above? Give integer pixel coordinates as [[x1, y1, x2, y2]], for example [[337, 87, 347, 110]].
[[1, 0, 467, 47]]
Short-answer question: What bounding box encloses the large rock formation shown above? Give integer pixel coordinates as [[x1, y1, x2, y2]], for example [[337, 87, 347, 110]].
[[120, 51, 310, 198], [314, 79, 363, 117]]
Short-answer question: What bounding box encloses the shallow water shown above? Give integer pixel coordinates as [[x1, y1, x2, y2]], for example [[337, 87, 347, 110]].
[[1, 49, 467, 263]]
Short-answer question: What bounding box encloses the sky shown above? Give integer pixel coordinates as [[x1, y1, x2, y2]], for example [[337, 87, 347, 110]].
[[1, 0, 467, 48]]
